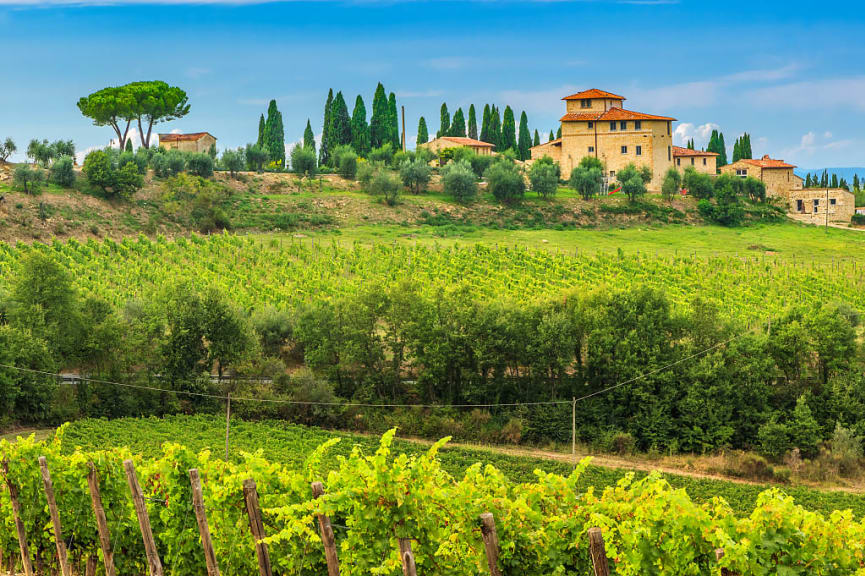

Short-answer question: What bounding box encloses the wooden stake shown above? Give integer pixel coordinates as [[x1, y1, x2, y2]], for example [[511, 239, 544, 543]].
[[224, 393, 231, 461], [587, 527, 609, 576], [715, 548, 733, 576], [1, 460, 34, 576], [189, 469, 220, 576], [479, 513, 501, 576], [571, 397, 577, 467], [87, 462, 116, 576], [311, 482, 340, 576], [123, 460, 163, 576], [398, 538, 417, 576], [243, 478, 272, 576], [38, 456, 72, 576]]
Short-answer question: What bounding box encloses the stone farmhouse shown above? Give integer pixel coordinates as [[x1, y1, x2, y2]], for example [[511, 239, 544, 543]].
[[529, 89, 675, 189], [672, 146, 718, 175], [158, 132, 217, 154], [720, 155, 855, 224], [419, 136, 495, 156]]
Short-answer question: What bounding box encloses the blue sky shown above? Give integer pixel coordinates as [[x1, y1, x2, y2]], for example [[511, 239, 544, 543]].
[[1, 0, 864, 169]]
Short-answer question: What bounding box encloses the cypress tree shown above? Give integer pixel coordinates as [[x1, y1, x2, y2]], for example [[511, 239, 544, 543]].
[[517, 110, 531, 160], [417, 117, 429, 145], [467, 104, 478, 140], [805, 173, 812, 188], [717, 132, 727, 167], [840, 177, 849, 190], [303, 119, 316, 154], [327, 91, 352, 162], [438, 103, 450, 139], [257, 114, 266, 147], [370, 83, 389, 149], [480, 104, 491, 143], [125, 139, 133, 152], [687, 138, 695, 150], [388, 92, 400, 150], [264, 99, 285, 168], [488, 106, 502, 149], [853, 174, 860, 191], [821, 170, 829, 187], [743, 133, 752, 159], [500, 106, 517, 153], [548, 130, 555, 142], [556, 125, 562, 139], [533, 129, 541, 147], [351, 95, 370, 157], [831, 173, 839, 188], [732, 138, 741, 163], [450, 108, 466, 137], [320, 89, 334, 166]]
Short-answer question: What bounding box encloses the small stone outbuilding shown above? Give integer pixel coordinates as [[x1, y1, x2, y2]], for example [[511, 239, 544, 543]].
[[158, 132, 217, 154], [672, 146, 718, 175], [788, 188, 856, 225], [419, 136, 495, 156]]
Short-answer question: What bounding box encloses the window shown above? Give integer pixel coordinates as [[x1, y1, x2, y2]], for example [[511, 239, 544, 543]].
[[635, 120, 642, 130], [610, 121, 617, 131], [676, 158, 681, 166], [690, 158, 695, 165], [581, 99, 591, 109], [830, 198, 837, 206], [621, 146, 628, 154], [813, 199, 820, 213], [610, 170, 616, 178], [587, 121, 594, 129], [620, 121, 627, 131], [703, 158, 707, 166], [736, 169, 748, 178], [667, 122, 671, 135], [636, 145, 642, 156], [796, 199, 804, 212], [588, 146, 595, 153], [668, 146, 671, 161]]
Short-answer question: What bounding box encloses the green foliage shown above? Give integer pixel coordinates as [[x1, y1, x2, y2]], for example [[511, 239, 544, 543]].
[[113, 161, 145, 198], [263, 99, 286, 168], [320, 89, 334, 166], [332, 144, 358, 179], [327, 92, 352, 163], [303, 119, 316, 155], [517, 110, 531, 161], [350, 95, 370, 157], [0, 136, 16, 161], [500, 105, 516, 153], [399, 157, 432, 194], [683, 166, 714, 200], [368, 169, 400, 206], [220, 148, 245, 178], [416, 116, 429, 145], [437, 102, 450, 138], [187, 153, 214, 178], [485, 159, 525, 204], [528, 156, 559, 198], [569, 156, 604, 200], [707, 129, 728, 168], [83, 149, 143, 197], [387, 92, 400, 150], [166, 149, 187, 176], [449, 107, 466, 137], [50, 155, 76, 187], [616, 163, 650, 203], [13, 165, 46, 195], [467, 104, 478, 140], [699, 173, 745, 226], [290, 144, 317, 177], [369, 83, 389, 150], [245, 144, 269, 172], [661, 167, 681, 201], [442, 160, 477, 203], [368, 142, 394, 165]]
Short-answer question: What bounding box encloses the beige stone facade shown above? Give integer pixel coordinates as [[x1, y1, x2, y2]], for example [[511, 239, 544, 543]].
[[788, 188, 856, 224], [158, 132, 217, 154], [529, 89, 675, 190], [672, 146, 718, 175], [719, 155, 798, 199], [419, 136, 494, 156]]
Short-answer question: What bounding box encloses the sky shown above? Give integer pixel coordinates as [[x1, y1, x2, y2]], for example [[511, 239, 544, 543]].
[[1, 0, 864, 170]]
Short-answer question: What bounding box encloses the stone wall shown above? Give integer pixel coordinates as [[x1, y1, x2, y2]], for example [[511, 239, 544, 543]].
[[788, 188, 856, 224]]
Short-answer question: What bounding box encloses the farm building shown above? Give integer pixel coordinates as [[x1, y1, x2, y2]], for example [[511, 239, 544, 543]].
[[529, 88, 676, 189], [720, 155, 799, 199], [672, 146, 718, 175], [419, 136, 495, 156], [158, 132, 217, 154]]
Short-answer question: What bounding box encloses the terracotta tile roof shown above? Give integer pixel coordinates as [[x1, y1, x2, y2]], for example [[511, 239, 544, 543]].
[[672, 146, 718, 158], [531, 138, 562, 149], [740, 154, 795, 169], [562, 89, 626, 101], [560, 108, 676, 122], [436, 136, 495, 148], [158, 132, 214, 143]]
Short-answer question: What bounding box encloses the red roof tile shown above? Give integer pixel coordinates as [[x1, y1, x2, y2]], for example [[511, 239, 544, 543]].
[[531, 138, 562, 149], [562, 89, 626, 101], [672, 146, 719, 158], [158, 132, 214, 142], [740, 154, 795, 169], [436, 136, 495, 148], [560, 108, 676, 122]]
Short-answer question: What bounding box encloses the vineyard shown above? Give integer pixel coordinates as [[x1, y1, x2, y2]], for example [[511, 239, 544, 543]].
[[2, 424, 865, 576], [0, 233, 864, 323]]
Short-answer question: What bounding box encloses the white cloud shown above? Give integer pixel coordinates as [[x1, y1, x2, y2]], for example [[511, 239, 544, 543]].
[[673, 122, 719, 148], [777, 130, 855, 165]]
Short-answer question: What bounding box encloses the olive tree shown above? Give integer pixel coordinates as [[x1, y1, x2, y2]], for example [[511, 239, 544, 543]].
[[399, 157, 432, 194], [0, 137, 17, 161]]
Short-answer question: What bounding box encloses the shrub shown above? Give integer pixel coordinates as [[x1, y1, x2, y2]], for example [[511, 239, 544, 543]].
[[569, 157, 604, 200], [245, 144, 269, 172], [758, 418, 790, 461], [683, 166, 714, 200], [830, 423, 862, 476], [661, 167, 682, 201], [220, 148, 245, 178], [332, 145, 357, 180], [485, 160, 525, 205], [13, 165, 45, 195], [441, 160, 477, 203], [528, 157, 559, 198], [399, 158, 431, 194], [150, 151, 170, 178], [368, 143, 394, 165], [290, 145, 317, 177], [853, 213, 865, 226], [617, 163, 651, 203], [414, 147, 436, 165], [82, 150, 114, 194], [132, 148, 150, 174], [113, 161, 144, 198], [743, 176, 767, 202], [369, 170, 400, 206], [357, 159, 382, 188], [50, 156, 76, 187], [187, 153, 214, 178], [166, 149, 187, 176]]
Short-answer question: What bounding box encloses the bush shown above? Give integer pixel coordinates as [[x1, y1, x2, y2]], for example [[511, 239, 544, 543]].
[[187, 153, 214, 178], [13, 165, 45, 194], [830, 423, 862, 476], [743, 176, 766, 203], [150, 151, 170, 178], [368, 143, 394, 165], [166, 149, 187, 176], [221, 148, 246, 178], [569, 157, 604, 200], [50, 156, 75, 187], [290, 145, 317, 177], [369, 170, 400, 206], [683, 166, 714, 200], [661, 167, 682, 201], [528, 157, 559, 198], [399, 158, 431, 194], [485, 160, 525, 205], [82, 150, 114, 193], [357, 159, 382, 188], [699, 175, 745, 226], [617, 163, 651, 203], [441, 160, 477, 203], [332, 145, 357, 180], [113, 161, 144, 198], [758, 419, 790, 461], [852, 213, 865, 226]]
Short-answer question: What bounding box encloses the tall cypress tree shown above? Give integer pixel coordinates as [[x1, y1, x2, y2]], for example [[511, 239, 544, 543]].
[[687, 138, 695, 150], [717, 132, 727, 167], [732, 138, 741, 163], [556, 125, 562, 139], [488, 106, 502, 149], [438, 103, 450, 139], [517, 110, 531, 160], [501, 106, 516, 153], [417, 117, 429, 145], [821, 170, 829, 188], [388, 92, 400, 150], [327, 91, 352, 162], [533, 129, 540, 147], [264, 99, 285, 168], [853, 174, 860, 191], [805, 173, 813, 188], [257, 114, 266, 147], [303, 119, 316, 155], [320, 89, 334, 166], [351, 95, 370, 157], [370, 83, 389, 150], [467, 104, 478, 140], [450, 108, 466, 137], [548, 130, 555, 142], [743, 133, 752, 159], [480, 104, 491, 143], [831, 173, 839, 188]]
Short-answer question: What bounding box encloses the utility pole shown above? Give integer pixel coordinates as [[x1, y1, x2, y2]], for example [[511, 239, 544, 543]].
[[825, 188, 829, 232], [401, 106, 406, 152]]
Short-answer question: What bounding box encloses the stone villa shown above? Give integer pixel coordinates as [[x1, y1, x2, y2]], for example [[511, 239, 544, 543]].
[[158, 132, 217, 154], [672, 146, 718, 175], [529, 89, 675, 189], [419, 136, 495, 156]]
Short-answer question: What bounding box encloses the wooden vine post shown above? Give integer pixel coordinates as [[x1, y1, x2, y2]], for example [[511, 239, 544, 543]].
[[398, 538, 417, 576], [587, 527, 610, 576], [87, 462, 116, 576], [123, 460, 164, 576], [1, 459, 34, 576], [189, 469, 220, 576], [311, 481, 340, 576], [243, 478, 273, 576], [38, 456, 72, 576], [479, 513, 502, 576], [715, 548, 733, 576]]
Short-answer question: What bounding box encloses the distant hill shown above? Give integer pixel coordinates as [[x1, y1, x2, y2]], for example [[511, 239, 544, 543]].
[[795, 167, 865, 182]]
